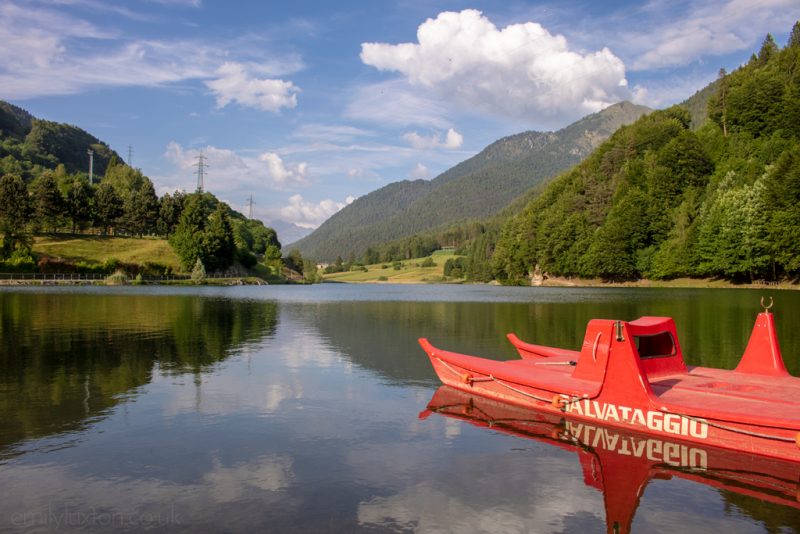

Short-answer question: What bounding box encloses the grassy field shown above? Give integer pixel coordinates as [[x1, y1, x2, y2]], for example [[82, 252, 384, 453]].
[[322, 250, 464, 283], [33, 235, 182, 271]]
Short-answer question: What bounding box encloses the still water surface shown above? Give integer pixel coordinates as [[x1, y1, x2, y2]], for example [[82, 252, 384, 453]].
[[0, 284, 799, 532]]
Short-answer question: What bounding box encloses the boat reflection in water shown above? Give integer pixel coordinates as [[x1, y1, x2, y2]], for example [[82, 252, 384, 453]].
[[421, 386, 800, 534]]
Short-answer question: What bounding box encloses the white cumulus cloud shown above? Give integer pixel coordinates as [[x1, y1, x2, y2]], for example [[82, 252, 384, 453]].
[[161, 142, 309, 192], [360, 9, 630, 124], [403, 128, 463, 150], [260, 152, 309, 187], [206, 62, 299, 112], [279, 194, 355, 229], [409, 163, 430, 179]]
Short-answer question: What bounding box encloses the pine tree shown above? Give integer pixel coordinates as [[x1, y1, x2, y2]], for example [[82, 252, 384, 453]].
[[94, 182, 123, 235], [715, 68, 729, 137], [169, 194, 211, 270], [757, 34, 778, 65], [30, 171, 64, 232], [121, 179, 158, 237], [66, 179, 94, 233], [157, 191, 185, 237], [191, 258, 206, 284], [0, 173, 32, 257], [788, 21, 800, 48]]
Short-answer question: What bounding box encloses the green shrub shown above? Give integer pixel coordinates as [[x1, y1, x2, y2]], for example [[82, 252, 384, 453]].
[[103, 258, 120, 273], [237, 249, 258, 268], [142, 262, 169, 276], [105, 270, 129, 285], [191, 258, 206, 284], [0, 250, 36, 273]]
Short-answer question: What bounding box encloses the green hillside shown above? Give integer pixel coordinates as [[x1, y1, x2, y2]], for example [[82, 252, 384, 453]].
[[0, 101, 119, 178], [33, 235, 182, 271], [491, 28, 800, 284], [290, 101, 650, 261], [322, 250, 462, 283], [0, 101, 285, 277]]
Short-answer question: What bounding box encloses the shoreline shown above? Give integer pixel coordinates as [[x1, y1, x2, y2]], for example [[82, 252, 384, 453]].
[[1, 275, 794, 290], [529, 276, 792, 290], [0, 276, 276, 287], [322, 276, 796, 290]]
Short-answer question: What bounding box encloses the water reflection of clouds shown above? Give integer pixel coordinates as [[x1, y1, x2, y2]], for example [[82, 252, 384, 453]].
[[157, 370, 306, 418], [357, 449, 603, 533], [203, 455, 294, 502], [156, 318, 339, 418], [0, 455, 297, 531]]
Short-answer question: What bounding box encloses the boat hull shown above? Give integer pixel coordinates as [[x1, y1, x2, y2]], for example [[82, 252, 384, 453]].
[[420, 336, 800, 463]]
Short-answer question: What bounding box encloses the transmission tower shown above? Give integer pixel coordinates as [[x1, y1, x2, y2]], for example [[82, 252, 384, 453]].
[[127, 145, 133, 167], [194, 151, 208, 193], [246, 195, 255, 219]]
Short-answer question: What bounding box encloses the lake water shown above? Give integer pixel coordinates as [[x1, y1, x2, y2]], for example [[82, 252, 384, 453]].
[[0, 284, 799, 533]]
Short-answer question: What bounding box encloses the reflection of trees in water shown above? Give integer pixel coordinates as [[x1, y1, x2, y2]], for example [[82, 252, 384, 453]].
[[721, 491, 800, 533], [308, 300, 602, 385], [309, 290, 800, 388], [0, 293, 278, 455]]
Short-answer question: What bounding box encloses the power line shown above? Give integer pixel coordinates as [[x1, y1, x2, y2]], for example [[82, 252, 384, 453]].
[[194, 151, 208, 193]]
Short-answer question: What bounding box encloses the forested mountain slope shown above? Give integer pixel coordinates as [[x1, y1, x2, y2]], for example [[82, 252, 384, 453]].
[[290, 101, 650, 261], [492, 28, 800, 283], [0, 101, 119, 178]]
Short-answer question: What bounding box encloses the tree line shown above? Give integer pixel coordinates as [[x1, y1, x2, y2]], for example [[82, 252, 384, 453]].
[[0, 157, 282, 274]]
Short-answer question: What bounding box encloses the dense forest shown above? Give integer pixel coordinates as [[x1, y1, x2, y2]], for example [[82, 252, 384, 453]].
[[0, 102, 282, 275], [291, 102, 650, 261], [490, 26, 800, 284]]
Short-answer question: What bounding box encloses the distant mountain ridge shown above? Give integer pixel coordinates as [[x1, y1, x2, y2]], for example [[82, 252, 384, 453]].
[[268, 219, 313, 246], [289, 101, 651, 261]]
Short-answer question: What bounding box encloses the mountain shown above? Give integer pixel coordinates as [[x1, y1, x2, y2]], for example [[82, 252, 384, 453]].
[[0, 100, 120, 178], [290, 101, 651, 261], [681, 78, 720, 130], [269, 219, 314, 246], [491, 29, 800, 283]]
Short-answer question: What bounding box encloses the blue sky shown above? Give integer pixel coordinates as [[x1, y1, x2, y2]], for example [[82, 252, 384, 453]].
[[2, 0, 799, 243]]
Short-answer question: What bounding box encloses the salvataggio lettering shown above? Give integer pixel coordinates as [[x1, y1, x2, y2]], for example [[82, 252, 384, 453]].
[[564, 421, 708, 469], [564, 399, 708, 439]]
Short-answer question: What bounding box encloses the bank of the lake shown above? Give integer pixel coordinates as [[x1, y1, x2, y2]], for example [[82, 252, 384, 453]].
[[324, 272, 796, 290]]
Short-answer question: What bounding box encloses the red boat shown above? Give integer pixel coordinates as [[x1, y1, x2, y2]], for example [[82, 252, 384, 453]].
[[421, 386, 800, 534], [419, 305, 800, 462]]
